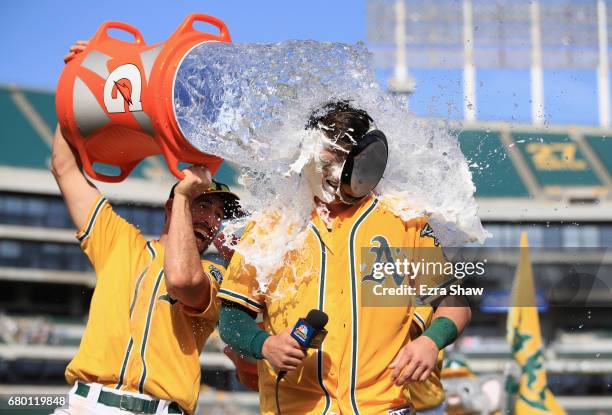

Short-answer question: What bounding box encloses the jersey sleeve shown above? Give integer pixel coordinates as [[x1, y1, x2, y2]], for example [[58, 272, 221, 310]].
[[75, 196, 145, 273], [412, 305, 434, 335], [217, 249, 265, 314], [413, 218, 454, 304], [178, 258, 225, 321]]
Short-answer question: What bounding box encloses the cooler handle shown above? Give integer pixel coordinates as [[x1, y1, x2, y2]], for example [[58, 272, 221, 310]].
[[91, 21, 145, 45], [76, 141, 140, 182], [176, 14, 232, 42], [157, 135, 185, 179], [156, 134, 224, 180]]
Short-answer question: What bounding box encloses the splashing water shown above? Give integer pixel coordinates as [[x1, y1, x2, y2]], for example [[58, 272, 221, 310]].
[[174, 40, 489, 283]]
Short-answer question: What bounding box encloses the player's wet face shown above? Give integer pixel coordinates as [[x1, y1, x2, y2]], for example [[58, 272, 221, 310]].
[[316, 146, 348, 205], [190, 195, 225, 254]]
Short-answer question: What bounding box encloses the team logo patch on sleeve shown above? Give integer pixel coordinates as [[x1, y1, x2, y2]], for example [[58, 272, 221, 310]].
[[208, 265, 224, 284], [420, 223, 440, 246]]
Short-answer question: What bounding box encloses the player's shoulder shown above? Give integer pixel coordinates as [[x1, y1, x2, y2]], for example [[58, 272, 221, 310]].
[[376, 201, 429, 228], [98, 197, 145, 232], [78, 196, 145, 245], [77, 196, 111, 240]]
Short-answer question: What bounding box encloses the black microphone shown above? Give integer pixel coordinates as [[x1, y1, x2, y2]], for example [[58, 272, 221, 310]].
[[278, 309, 329, 380], [276, 310, 329, 414]]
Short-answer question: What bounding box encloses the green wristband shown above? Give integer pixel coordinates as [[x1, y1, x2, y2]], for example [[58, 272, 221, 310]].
[[422, 317, 458, 350]]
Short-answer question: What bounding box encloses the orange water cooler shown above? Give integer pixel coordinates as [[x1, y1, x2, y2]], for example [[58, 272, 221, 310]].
[[56, 14, 231, 182]]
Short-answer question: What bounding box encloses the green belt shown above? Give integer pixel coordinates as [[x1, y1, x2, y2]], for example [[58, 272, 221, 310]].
[[75, 382, 183, 414]]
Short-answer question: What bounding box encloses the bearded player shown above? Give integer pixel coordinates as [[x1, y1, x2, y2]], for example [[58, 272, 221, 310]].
[[218, 101, 471, 414], [51, 41, 241, 415]]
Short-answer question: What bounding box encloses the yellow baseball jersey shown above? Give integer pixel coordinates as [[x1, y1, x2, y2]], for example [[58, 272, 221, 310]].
[[65, 196, 223, 415], [219, 196, 450, 415], [407, 306, 445, 411]]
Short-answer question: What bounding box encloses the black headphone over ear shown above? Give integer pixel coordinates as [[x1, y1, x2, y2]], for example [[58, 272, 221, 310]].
[[339, 129, 388, 203]]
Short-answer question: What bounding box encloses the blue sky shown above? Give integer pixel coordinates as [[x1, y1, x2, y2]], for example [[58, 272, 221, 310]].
[[1, 0, 605, 126]]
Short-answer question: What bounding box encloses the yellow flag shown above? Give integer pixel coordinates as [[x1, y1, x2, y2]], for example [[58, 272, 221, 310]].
[[506, 232, 565, 415]]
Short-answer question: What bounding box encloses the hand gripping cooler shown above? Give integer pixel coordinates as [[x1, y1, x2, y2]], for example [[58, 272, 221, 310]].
[[56, 14, 231, 182]]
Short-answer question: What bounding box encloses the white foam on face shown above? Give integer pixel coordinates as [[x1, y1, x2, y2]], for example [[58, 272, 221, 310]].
[[174, 40, 489, 289]]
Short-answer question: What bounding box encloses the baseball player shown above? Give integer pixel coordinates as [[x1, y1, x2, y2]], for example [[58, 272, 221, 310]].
[[50, 42, 241, 415], [217, 101, 471, 414]]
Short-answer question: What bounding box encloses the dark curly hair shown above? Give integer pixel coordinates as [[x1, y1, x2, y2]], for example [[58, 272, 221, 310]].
[[306, 101, 373, 150]]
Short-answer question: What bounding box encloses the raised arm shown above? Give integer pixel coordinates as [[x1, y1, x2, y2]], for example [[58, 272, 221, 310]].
[[50, 125, 101, 231], [51, 40, 101, 231], [164, 167, 213, 311]]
